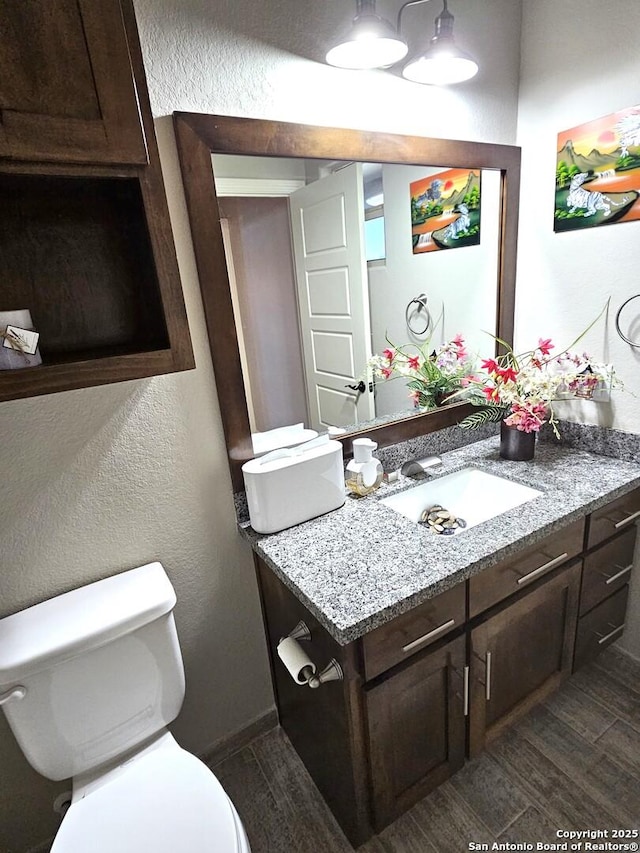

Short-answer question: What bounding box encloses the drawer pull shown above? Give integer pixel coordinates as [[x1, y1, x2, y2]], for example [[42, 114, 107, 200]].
[[485, 651, 492, 701], [402, 618, 456, 653], [614, 509, 640, 529], [600, 564, 633, 585], [596, 623, 626, 644], [516, 553, 569, 585], [463, 665, 470, 716]]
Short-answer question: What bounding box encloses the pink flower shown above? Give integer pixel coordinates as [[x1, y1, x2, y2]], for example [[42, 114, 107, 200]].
[[497, 366, 518, 383], [452, 333, 465, 347], [537, 338, 554, 356], [409, 390, 421, 404], [504, 402, 548, 433], [382, 348, 395, 363], [483, 385, 500, 402], [481, 358, 500, 374], [460, 374, 482, 387], [381, 367, 393, 379], [407, 355, 421, 371]]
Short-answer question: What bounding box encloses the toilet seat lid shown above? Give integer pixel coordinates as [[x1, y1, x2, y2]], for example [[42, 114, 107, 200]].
[[51, 743, 246, 853]]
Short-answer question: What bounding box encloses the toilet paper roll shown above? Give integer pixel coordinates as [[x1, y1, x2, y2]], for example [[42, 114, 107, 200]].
[[277, 636, 317, 685]]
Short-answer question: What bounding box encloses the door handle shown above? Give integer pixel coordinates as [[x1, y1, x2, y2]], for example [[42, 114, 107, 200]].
[[345, 381, 373, 393], [485, 652, 492, 702], [613, 509, 640, 528], [599, 564, 633, 584], [516, 553, 568, 585]]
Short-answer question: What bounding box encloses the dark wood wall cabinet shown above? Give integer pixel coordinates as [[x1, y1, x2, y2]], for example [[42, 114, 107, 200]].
[[255, 489, 639, 846], [0, 0, 194, 402]]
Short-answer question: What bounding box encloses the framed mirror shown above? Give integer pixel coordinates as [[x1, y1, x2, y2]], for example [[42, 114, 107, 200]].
[[173, 113, 520, 491]]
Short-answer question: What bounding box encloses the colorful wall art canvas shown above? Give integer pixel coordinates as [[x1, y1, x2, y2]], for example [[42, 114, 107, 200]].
[[555, 105, 640, 232], [410, 168, 481, 254]]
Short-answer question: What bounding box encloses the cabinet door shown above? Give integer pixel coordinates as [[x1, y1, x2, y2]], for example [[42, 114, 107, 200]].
[[469, 561, 580, 757], [0, 0, 147, 165], [366, 634, 466, 831]]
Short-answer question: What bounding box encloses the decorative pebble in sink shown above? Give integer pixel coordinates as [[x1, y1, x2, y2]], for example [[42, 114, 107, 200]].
[[419, 505, 467, 535]]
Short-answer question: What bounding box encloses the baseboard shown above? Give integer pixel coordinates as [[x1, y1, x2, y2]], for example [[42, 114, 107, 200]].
[[200, 707, 279, 767]]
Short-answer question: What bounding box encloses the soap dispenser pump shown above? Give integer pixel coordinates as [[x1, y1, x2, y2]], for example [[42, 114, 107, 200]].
[[346, 438, 383, 497]]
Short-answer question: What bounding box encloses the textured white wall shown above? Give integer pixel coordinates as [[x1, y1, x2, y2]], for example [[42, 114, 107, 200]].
[[516, 0, 640, 658], [135, 0, 522, 142], [516, 0, 640, 431], [1, 1, 524, 850]]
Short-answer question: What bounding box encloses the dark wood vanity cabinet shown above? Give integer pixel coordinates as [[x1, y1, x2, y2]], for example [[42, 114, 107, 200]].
[[254, 494, 638, 846], [0, 1, 194, 401]]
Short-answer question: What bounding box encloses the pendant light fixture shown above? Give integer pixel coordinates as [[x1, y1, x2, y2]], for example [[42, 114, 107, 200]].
[[325, 0, 408, 70], [325, 0, 478, 85], [402, 0, 479, 85]]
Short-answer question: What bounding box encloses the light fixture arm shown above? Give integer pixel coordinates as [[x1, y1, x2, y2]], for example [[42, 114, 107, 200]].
[[396, 0, 433, 37], [433, 0, 455, 39]]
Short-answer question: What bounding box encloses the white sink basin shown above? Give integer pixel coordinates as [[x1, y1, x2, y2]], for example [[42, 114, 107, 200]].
[[381, 467, 542, 533]]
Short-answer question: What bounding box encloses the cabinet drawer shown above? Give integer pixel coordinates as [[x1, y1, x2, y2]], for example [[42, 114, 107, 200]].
[[362, 583, 465, 680], [587, 487, 640, 549], [469, 518, 585, 618], [574, 585, 629, 671], [581, 526, 637, 615]]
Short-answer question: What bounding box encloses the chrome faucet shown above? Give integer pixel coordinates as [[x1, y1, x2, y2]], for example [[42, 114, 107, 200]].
[[400, 455, 444, 479]]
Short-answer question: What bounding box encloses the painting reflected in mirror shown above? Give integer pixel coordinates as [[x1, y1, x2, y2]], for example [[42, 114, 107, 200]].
[[214, 154, 500, 452]]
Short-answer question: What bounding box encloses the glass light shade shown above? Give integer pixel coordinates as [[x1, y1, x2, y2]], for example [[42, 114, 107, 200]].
[[326, 14, 408, 70], [402, 40, 478, 84]]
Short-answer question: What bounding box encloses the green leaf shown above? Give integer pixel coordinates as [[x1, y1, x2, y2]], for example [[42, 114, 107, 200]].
[[459, 407, 507, 430]]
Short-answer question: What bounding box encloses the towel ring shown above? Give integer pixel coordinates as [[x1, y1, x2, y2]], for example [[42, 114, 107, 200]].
[[405, 293, 431, 336], [615, 294, 640, 348]]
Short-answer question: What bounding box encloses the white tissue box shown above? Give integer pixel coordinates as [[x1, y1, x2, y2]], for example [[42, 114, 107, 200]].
[[242, 439, 345, 534]]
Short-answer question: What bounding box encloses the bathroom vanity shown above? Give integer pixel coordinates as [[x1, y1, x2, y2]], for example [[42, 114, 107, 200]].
[[241, 437, 640, 846]]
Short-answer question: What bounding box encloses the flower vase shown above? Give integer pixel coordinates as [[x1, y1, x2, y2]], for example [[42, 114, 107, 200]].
[[499, 422, 535, 461]]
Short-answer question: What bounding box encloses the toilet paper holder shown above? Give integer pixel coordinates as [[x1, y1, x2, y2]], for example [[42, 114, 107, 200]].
[[277, 621, 343, 689]]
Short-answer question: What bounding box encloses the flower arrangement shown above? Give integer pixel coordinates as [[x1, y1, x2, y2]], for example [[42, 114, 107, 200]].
[[458, 337, 616, 437], [368, 334, 476, 410]]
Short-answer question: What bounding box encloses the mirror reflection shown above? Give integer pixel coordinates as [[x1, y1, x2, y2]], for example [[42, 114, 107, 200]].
[[213, 154, 500, 454]]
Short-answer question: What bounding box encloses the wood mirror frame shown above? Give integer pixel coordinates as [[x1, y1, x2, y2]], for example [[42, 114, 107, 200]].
[[173, 113, 520, 492]]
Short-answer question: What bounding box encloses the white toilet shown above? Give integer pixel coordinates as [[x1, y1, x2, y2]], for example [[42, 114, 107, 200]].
[[0, 562, 251, 852]]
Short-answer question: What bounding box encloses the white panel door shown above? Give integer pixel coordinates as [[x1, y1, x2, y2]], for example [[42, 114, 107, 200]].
[[289, 163, 374, 431]]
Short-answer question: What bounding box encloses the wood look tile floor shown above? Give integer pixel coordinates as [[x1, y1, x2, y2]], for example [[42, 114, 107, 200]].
[[210, 648, 640, 852]]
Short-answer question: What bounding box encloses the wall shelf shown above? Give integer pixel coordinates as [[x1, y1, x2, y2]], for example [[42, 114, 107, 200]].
[[0, 0, 194, 404]]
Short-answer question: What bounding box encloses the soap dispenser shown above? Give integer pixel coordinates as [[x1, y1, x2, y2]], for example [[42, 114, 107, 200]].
[[346, 438, 383, 497]]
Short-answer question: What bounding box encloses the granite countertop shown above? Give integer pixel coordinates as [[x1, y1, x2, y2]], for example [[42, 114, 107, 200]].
[[239, 435, 640, 645]]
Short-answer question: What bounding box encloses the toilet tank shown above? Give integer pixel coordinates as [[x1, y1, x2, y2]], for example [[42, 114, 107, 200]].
[[0, 562, 185, 781]]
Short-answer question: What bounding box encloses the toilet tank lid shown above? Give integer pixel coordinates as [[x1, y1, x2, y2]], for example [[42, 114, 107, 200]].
[[0, 563, 177, 686]]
